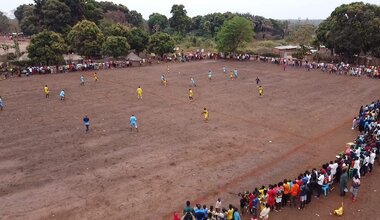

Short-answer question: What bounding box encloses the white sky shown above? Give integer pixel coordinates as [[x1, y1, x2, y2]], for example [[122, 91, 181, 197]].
[[3, 0, 380, 19]]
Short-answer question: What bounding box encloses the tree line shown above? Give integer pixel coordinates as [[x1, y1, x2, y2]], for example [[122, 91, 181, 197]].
[[2, 0, 378, 65]]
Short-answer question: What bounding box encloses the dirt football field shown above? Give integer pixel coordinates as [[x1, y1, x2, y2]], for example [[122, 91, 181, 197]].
[[1, 60, 380, 220]]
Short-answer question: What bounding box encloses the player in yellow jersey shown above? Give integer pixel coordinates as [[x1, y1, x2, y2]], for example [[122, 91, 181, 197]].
[[258, 85, 264, 97], [137, 86, 143, 99], [229, 71, 234, 80], [202, 107, 209, 122], [44, 85, 49, 98], [188, 89, 193, 101], [93, 72, 98, 82]]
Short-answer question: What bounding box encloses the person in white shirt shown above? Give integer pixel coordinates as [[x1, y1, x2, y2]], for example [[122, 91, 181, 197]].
[[215, 198, 222, 212], [0, 96, 4, 110], [59, 90, 65, 101], [317, 172, 325, 198], [259, 204, 270, 219], [363, 153, 370, 176], [369, 150, 376, 173], [353, 157, 361, 178], [329, 160, 338, 177]]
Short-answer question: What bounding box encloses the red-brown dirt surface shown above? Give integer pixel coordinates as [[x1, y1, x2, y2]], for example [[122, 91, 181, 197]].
[[1, 60, 380, 220]]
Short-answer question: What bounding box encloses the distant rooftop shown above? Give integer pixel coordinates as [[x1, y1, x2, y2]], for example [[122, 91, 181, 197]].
[[274, 45, 301, 50]]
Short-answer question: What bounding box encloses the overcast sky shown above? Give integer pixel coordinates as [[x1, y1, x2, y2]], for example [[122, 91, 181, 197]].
[[3, 0, 380, 19]]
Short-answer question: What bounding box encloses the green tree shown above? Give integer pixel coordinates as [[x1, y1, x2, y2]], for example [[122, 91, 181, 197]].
[[0, 12, 10, 33], [126, 10, 143, 27], [148, 13, 168, 33], [127, 28, 149, 55], [148, 32, 175, 57], [102, 36, 130, 58], [216, 16, 254, 53], [84, 0, 104, 24], [101, 22, 129, 38], [316, 2, 380, 58], [62, 0, 85, 26], [19, 5, 40, 35], [27, 30, 68, 65], [169, 4, 191, 34], [67, 20, 105, 58], [287, 24, 316, 45], [14, 4, 33, 22], [41, 0, 71, 33]]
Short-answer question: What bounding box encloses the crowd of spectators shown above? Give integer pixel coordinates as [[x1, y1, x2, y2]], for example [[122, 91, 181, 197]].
[[177, 100, 380, 220], [254, 56, 379, 78]]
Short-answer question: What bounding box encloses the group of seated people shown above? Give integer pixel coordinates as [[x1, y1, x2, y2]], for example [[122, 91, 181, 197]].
[[176, 100, 380, 220]]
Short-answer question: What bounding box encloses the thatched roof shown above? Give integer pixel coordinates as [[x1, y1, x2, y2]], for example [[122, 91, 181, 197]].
[[126, 52, 142, 61]]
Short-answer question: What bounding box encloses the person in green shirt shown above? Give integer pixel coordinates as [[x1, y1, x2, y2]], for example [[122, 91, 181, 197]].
[[183, 201, 195, 220]]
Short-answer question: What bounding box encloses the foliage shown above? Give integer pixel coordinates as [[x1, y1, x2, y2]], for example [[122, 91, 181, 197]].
[[61, 0, 85, 26], [148, 13, 168, 33], [27, 30, 68, 65], [67, 20, 105, 58], [169, 4, 191, 34], [102, 36, 130, 58], [126, 10, 143, 27], [100, 22, 129, 38], [216, 16, 254, 53], [316, 2, 380, 58], [127, 28, 149, 54], [0, 12, 10, 33], [148, 32, 175, 56], [286, 24, 317, 46], [84, 0, 104, 24], [292, 45, 309, 59], [41, 0, 71, 33]]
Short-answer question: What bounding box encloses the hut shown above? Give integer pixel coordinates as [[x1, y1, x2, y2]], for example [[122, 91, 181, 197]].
[[126, 52, 142, 66]]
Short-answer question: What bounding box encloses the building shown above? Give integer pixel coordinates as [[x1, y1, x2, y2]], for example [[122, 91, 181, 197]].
[[273, 45, 300, 58]]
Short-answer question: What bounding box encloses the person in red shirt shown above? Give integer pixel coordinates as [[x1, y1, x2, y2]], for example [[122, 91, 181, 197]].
[[267, 185, 276, 210], [290, 181, 300, 208]]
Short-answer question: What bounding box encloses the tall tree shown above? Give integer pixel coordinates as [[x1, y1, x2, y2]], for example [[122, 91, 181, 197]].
[[0, 12, 10, 33], [216, 16, 254, 53], [84, 0, 104, 24], [148, 32, 175, 57], [287, 24, 316, 45], [127, 28, 149, 55], [67, 20, 104, 58], [62, 0, 85, 26], [316, 2, 380, 58], [27, 30, 68, 65], [169, 4, 191, 34], [102, 36, 130, 58], [101, 23, 129, 38], [126, 10, 143, 27], [19, 5, 40, 35], [148, 13, 168, 33], [41, 0, 71, 33]]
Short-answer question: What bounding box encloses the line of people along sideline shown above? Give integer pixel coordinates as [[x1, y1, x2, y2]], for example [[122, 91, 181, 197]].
[[253, 55, 379, 78], [177, 100, 380, 220]]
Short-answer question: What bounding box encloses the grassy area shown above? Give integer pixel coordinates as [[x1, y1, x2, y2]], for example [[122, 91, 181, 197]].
[[176, 36, 288, 55]]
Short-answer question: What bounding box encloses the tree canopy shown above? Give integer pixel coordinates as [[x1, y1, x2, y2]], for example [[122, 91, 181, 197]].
[[169, 4, 191, 34], [148, 13, 168, 33], [316, 2, 380, 58], [67, 20, 105, 58], [148, 32, 175, 56], [102, 36, 130, 58], [216, 16, 254, 53], [27, 30, 68, 65], [127, 28, 149, 55]]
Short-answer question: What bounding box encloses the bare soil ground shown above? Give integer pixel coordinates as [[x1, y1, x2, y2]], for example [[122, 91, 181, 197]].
[[1, 60, 380, 220]]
